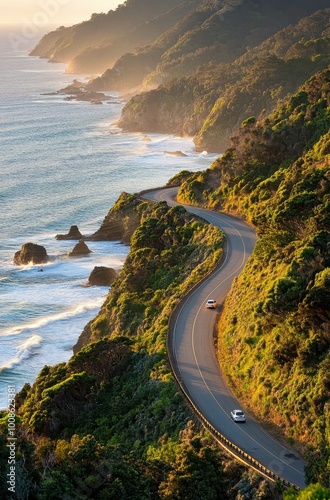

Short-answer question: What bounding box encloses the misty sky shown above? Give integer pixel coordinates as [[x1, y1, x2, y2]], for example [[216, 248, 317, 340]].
[[2, 1, 123, 26]]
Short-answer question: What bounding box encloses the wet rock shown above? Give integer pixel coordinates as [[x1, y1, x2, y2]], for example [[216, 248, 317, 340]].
[[88, 266, 118, 286], [56, 225, 83, 240], [89, 192, 141, 244], [68, 240, 92, 256], [14, 243, 49, 265]]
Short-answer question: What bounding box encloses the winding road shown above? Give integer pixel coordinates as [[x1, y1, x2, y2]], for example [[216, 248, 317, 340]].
[[142, 187, 306, 489]]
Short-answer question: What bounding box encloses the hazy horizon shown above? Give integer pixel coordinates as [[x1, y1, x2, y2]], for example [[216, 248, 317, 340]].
[[1, 1, 123, 27]]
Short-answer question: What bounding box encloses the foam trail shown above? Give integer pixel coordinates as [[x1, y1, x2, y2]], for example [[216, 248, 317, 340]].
[[0, 298, 104, 338], [0, 334, 42, 372]]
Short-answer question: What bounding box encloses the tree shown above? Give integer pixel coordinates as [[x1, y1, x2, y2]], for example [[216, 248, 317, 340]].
[[284, 483, 330, 499]]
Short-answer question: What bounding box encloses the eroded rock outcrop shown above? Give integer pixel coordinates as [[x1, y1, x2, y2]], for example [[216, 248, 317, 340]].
[[56, 225, 83, 240], [88, 192, 143, 244], [68, 241, 92, 257], [88, 266, 118, 286], [14, 243, 49, 265], [44, 81, 111, 104]]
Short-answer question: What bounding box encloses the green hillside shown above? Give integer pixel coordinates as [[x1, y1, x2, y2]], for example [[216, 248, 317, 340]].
[[17, 1, 330, 497], [30, 0, 190, 74], [87, 0, 329, 90], [142, 0, 328, 87], [175, 67, 330, 485], [32, 1, 330, 153], [1, 197, 278, 498], [118, 8, 330, 151]]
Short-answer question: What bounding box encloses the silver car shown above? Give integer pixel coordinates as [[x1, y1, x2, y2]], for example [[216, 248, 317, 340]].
[[205, 299, 217, 309], [231, 409, 246, 422]]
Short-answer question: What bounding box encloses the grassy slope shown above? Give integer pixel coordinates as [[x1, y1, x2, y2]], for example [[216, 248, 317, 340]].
[[175, 67, 330, 486]]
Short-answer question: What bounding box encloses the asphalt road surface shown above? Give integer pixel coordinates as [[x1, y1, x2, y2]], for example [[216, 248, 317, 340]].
[[142, 187, 306, 489]]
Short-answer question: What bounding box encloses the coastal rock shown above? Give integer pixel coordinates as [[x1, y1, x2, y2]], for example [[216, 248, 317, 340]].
[[89, 192, 143, 244], [14, 243, 48, 265], [68, 240, 92, 257], [73, 322, 93, 354], [60, 82, 109, 103], [88, 266, 118, 286], [118, 93, 187, 135], [164, 150, 187, 157], [56, 225, 83, 240], [43, 80, 111, 103]]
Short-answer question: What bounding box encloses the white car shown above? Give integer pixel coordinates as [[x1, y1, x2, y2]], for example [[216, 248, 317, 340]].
[[205, 299, 217, 309], [230, 409, 246, 423]]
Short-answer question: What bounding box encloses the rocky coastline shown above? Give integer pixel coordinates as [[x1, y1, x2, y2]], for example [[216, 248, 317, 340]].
[[13, 193, 141, 292], [42, 80, 122, 105], [5, 1, 329, 495]]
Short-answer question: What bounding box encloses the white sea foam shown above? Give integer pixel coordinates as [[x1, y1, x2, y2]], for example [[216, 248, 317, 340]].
[[0, 334, 42, 372], [1, 298, 104, 339]]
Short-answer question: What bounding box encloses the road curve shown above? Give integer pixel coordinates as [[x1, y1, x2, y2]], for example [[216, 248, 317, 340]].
[[142, 187, 306, 489]]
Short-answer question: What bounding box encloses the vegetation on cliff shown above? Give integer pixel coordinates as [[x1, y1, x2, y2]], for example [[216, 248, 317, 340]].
[[30, 0, 198, 74], [118, 7, 330, 151], [87, 0, 329, 91], [33, 1, 330, 152], [19, 1, 330, 496], [174, 67, 330, 486], [140, 0, 329, 89], [1, 197, 277, 498]]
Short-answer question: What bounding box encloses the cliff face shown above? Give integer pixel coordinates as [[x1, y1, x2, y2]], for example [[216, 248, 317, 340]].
[[30, 0, 193, 74], [87, 192, 144, 244], [118, 7, 330, 152], [117, 81, 204, 135], [32, 1, 330, 152]]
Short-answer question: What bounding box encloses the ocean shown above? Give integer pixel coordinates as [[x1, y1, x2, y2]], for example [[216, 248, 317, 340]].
[[0, 26, 217, 409]]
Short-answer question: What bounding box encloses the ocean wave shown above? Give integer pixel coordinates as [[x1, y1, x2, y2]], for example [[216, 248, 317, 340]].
[[16, 259, 57, 271], [0, 298, 104, 339], [0, 334, 42, 372]]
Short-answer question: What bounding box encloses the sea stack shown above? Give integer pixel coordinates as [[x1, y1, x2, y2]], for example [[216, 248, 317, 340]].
[[68, 240, 92, 257], [56, 225, 83, 240], [14, 243, 49, 265], [88, 266, 118, 286]]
